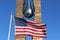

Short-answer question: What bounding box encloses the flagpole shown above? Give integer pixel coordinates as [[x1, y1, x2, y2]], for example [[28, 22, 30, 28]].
[[8, 14, 12, 40]]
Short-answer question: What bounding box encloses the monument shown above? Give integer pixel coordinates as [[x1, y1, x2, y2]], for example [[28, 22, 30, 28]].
[[15, 0, 46, 40]]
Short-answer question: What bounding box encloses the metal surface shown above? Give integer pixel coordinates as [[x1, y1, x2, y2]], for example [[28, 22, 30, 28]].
[[23, 0, 35, 18]]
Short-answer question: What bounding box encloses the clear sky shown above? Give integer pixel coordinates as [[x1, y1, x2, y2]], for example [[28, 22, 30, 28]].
[[0, 0, 60, 40]]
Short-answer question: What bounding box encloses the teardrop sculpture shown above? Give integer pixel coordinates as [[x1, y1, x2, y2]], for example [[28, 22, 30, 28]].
[[23, 7, 33, 18], [23, 0, 35, 18]]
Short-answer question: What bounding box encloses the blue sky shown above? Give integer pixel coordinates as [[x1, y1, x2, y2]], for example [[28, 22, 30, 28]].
[[0, 0, 60, 40]]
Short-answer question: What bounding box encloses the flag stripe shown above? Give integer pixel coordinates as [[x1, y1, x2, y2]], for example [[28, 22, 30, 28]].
[[15, 34, 46, 38], [15, 27, 46, 33], [15, 32, 46, 35], [15, 27, 46, 32], [15, 26, 46, 30], [15, 31, 46, 35], [28, 23, 46, 26], [15, 28, 46, 32], [15, 32, 46, 36], [27, 24, 46, 29], [26, 20, 40, 24]]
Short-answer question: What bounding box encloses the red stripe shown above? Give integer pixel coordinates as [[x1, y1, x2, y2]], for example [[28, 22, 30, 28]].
[[15, 28, 46, 32], [28, 24, 46, 26], [27, 24, 46, 29], [26, 21, 40, 24], [27, 23, 46, 27], [28, 25, 46, 29], [15, 25, 46, 30], [27, 22, 40, 24], [15, 34, 47, 38]]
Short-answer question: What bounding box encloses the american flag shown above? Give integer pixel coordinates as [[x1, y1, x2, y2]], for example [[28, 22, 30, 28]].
[[15, 17, 47, 38]]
